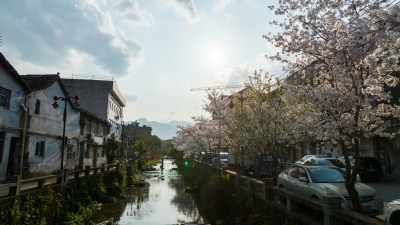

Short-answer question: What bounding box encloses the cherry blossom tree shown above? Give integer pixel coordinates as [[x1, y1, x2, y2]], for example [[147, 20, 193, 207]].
[[266, 0, 400, 212]]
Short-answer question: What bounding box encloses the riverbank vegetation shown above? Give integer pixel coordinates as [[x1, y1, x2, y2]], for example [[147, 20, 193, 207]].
[[0, 163, 140, 224], [174, 155, 302, 225]]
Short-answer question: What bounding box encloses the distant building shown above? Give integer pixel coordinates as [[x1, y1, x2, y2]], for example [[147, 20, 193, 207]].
[[122, 121, 152, 146], [61, 78, 126, 141]]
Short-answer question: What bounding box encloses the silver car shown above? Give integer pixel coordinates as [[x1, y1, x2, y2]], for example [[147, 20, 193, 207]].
[[277, 164, 383, 216], [386, 199, 400, 225]]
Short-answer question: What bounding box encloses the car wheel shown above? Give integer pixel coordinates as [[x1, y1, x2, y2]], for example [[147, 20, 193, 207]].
[[311, 196, 321, 217], [394, 215, 400, 225]]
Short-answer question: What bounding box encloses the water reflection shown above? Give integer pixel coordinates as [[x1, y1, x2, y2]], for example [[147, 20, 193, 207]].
[[91, 159, 204, 225]]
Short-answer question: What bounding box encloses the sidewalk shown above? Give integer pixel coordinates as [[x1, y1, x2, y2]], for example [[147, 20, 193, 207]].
[[365, 165, 400, 203]]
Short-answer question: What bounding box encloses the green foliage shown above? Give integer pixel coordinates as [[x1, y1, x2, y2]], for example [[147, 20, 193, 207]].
[[0, 165, 131, 224], [175, 159, 303, 225], [103, 136, 122, 164], [161, 140, 174, 155], [167, 147, 182, 159], [133, 140, 147, 158], [148, 135, 162, 155]]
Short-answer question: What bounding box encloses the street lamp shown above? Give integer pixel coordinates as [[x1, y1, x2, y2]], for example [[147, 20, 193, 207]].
[[52, 91, 79, 170]]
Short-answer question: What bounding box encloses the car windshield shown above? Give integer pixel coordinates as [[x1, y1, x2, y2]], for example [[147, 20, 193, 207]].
[[220, 154, 228, 159], [307, 167, 345, 183], [317, 159, 345, 168]]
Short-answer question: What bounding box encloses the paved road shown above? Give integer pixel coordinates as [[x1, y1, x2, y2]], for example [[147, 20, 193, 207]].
[[365, 165, 400, 203]]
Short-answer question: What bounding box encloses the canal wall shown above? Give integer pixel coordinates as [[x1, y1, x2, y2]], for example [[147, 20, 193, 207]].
[[0, 162, 133, 224], [195, 161, 388, 225]]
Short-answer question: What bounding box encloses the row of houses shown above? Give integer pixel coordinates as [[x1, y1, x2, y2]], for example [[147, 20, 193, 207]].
[[0, 52, 134, 182]]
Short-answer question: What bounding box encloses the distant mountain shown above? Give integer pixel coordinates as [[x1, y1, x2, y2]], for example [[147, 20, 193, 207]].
[[126, 118, 193, 140]]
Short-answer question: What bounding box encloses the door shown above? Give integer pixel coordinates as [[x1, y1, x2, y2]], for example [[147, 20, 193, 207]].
[[92, 145, 97, 168], [6, 137, 20, 180], [79, 142, 84, 169]]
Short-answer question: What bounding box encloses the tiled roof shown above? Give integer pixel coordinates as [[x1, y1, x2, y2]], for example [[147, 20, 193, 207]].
[[20, 74, 59, 91]]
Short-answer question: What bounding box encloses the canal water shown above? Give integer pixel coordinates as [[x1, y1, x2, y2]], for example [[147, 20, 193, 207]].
[[90, 159, 205, 225]]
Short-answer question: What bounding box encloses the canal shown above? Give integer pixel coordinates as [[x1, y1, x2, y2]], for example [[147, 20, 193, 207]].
[[90, 159, 205, 224]]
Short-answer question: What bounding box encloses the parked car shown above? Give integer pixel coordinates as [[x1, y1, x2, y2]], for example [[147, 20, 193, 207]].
[[212, 152, 229, 167], [277, 164, 383, 216], [251, 152, 283, 178], [295, 155, 329, 164], [302, 157, 346, 169], [337, 156, 383, 182], [386, 199, 400, 225]]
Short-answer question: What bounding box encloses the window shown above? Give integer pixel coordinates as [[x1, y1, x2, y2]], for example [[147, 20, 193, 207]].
[[35, 100, 41, 115], [288, 167, 297, 178], [95, 122, 99, 134], [298, 167, 307, 179], [66, 146, 73, 159], [0, 87, 11, 109], [0, 132, 4, 162], [103, 125, 108, 136], [85, 144, 91, 158], [35, 141, 45, 157], [80, 124, 85, 135], [87, 120, 92, 133]]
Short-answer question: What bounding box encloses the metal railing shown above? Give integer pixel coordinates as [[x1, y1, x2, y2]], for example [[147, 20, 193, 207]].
[[0, 164, 119, 201], [198, 161, 388, 225]]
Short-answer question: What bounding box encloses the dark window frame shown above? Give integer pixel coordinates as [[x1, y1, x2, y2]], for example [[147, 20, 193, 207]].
[[35, 100, 41, 115], [0, 132, 5, 162], [35, 141, 45, 157], [0, 87, 11, 109], [66, 146, 73, 159]]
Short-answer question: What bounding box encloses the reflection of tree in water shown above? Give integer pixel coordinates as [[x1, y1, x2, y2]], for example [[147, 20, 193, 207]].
[[125, 185, 152, 220], [89, 199, 127, 223], [168, 175, 184, 190], [170, 182, 204, 224]]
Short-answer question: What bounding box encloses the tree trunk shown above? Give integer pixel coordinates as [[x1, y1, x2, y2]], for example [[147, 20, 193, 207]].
[[341, 139, 362, 213]]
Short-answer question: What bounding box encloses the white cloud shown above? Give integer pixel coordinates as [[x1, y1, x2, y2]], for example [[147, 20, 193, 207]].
[[0, 0, 144, 77], [114, 0, 154, 26], [165, 0, 199, 23], [214, 53, 284, 85], [213, 0, 237, 19], [214, 0, 236, 12]]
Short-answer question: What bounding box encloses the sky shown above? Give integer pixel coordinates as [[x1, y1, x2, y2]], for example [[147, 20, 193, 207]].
[[0, 0, 283, 123]]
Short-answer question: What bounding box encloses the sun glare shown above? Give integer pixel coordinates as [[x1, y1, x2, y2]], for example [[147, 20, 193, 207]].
[[203, 44, 227, 67]]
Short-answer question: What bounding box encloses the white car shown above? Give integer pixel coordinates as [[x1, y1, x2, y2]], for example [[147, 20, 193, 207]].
[[277, 164, 383, 216], [212, 152, 228, 167], [386, 199, 400, 225]]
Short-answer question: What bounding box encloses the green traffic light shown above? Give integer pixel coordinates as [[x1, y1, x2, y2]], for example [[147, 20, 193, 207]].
[[185, 161, 188, 166]]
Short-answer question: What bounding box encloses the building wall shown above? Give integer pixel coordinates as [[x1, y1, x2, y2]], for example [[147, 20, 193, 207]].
[[122, 123, 152, 146], [61, 79, 112, 121], [79, 114, 108, 169], [0, 66, 26, 181], [26, 81, 80, 174], [108, 93, 123, 140], [61, 79, 125, 142]]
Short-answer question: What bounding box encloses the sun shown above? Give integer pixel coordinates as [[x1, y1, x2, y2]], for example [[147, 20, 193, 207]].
[[203, 43, 227, 68]]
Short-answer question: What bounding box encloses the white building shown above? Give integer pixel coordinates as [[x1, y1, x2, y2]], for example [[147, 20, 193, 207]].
[[0, 53, 30, 181]]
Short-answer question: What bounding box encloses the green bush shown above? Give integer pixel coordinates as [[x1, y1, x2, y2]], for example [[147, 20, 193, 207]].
[[0, 165, 130, 224]]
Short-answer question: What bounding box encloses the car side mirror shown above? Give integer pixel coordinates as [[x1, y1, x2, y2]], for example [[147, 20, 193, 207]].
[[298, 177, 308, 183]]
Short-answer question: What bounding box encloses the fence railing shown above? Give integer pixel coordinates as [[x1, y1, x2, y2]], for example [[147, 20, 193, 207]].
[[0, 163, 119, 201], [198, 161, 388, 225]]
